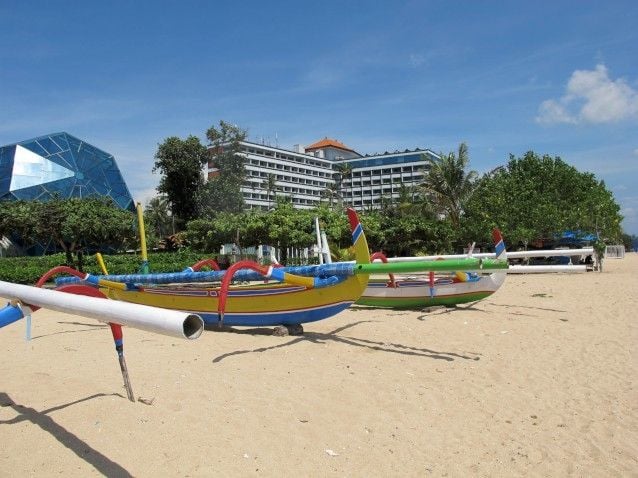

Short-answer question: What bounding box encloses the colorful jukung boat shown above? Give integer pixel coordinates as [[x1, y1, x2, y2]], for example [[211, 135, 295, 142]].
[[356, 229, 507, 309], [91, 208, 371, 328], [356, 271, 506, 309]]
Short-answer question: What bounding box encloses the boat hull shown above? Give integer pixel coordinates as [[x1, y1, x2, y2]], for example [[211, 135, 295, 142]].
[[356, 273, 506, 309], [104, 276, 366, 327]]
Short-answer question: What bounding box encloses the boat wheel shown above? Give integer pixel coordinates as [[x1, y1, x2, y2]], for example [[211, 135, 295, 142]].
[[273, 324, 304, 336]]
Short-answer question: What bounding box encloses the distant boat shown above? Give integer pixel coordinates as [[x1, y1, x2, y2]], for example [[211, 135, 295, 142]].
[[357, 229, 507, 309], [356, 270, 506, 309]]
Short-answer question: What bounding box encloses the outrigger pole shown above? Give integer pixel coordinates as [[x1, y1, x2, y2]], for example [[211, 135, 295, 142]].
[[0, 280, 203, 401], [95, 253, 135, 401], [54, 257, 509, 288], [136, 202, 150, 274]]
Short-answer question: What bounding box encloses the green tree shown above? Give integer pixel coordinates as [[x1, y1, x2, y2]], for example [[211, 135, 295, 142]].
[[321, 182, 342, 209], [262, 173, 279, 209], [314, 203, 350, 249], [383, 183, 431, 219], [0, 200, 40, 251], [464, 152, 623, 246], [419, 143, 478, 228], [379, 213, 453, 256], [239, 209, 270, 249], [144, 195, 173, 238], [264, 198, 314, 264], [41, 198, 135, 267], [334, 162, 353, 206], [0, 198, 135, 268], [358, 210, 385, 252], [184, 212, 240, 253], [153, 135, 208, 227], [199, 121, 247, 217]]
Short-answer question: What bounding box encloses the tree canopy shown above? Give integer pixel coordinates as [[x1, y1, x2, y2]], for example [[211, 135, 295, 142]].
[[463, 152, 623, 246], [199, 121, 247, 217], [153, 135, 208, 226], [0, 197, 135, 267], [419, 143, 477, 228]]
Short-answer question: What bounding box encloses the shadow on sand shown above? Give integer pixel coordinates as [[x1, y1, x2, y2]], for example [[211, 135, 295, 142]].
[[0, 392, 132, 476], [486, 303, 567, 314], [31, 321, 109, 340], [210, 321, 480, 363]]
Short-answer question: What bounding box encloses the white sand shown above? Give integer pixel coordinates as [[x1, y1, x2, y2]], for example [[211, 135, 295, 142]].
[[1, 254, 636, 476]]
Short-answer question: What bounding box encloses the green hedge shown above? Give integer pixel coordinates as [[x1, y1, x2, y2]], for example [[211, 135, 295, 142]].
[[0, 251, 225, 284]]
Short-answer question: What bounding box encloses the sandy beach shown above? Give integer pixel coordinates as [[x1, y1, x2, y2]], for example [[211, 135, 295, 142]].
[[1, 254, 636, 476]]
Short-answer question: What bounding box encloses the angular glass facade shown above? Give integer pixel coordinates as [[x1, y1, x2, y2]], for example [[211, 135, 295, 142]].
[[0, 132, 134, 211]]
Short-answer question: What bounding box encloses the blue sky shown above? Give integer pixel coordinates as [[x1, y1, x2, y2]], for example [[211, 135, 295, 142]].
[[1, 1, 637, 233]]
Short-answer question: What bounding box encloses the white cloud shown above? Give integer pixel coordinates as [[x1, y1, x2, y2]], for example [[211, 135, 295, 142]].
[[536, 99, 577, 124], [131, 186, 161, 207], [633, 148, 638, 156], [536, 64, 638, 124]]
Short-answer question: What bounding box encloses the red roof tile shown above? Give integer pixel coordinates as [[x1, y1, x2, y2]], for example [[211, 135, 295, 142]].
[[305, 137, 357, 154]]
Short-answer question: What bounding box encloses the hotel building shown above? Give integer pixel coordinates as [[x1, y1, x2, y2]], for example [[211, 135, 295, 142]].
[[207, 137, 438, 211]]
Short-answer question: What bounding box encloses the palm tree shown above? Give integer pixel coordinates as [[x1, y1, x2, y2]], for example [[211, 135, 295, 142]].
[[333, 162, 353, 206], [145, 195, 173, 237], [395, 184, 418, 217], [419, 143, 477, 228], [321, 183, 342, 209], [262, 173, 278, 209]]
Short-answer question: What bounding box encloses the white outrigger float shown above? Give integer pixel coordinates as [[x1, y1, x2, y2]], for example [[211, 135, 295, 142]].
[[383, 248, 593, 275], [0, 274, 204, 401]]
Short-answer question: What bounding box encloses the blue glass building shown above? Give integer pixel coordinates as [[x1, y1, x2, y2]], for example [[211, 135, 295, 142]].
[[0, 132, 134, 211]]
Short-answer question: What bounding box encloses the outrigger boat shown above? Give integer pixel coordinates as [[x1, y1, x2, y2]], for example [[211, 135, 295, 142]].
[[51, 209, 508, 332], [356, 229, 507, 309]]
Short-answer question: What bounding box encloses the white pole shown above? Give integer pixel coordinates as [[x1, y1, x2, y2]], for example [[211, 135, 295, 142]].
[[385, 248, 594, 262], [321, 231, 332, 264], [315, 217, 324, 264], [0, 281, 203, 339], [507, 265, 587, 274]]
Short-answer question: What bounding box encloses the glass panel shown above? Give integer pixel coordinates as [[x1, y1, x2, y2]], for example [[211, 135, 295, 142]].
[[9, 145, 75, 192], [22, 140, 48, 157], [36, 137, 63, 155]]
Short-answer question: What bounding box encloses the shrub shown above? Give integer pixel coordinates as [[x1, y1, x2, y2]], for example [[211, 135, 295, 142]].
[[0, 251, 217, 284]]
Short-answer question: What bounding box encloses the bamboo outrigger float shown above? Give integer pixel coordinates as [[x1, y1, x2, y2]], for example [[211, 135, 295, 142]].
[[0, 277, 204, 401]]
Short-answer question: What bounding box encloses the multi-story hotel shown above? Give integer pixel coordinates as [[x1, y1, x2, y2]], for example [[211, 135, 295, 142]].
[[207, 137, 439, 211]]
